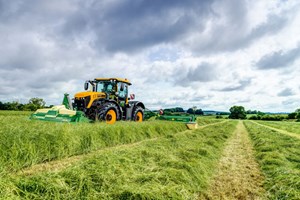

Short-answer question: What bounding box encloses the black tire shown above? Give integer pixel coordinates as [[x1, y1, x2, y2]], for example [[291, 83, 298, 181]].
[[132, 106, 144, 122], [97, 102, 120, 122]]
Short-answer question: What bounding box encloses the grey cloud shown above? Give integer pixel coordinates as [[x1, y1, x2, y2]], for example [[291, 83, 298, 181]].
[[86, 0, 214, 53], [278, 88, 294, 97], [218, 79, 252, 92], [186, 63, 216, 82], [192, 12, 289, 54], [256, 45, 300, 69], [0, 0, 216, 54], [175, 62, 217, 86], [249, 15, 287, 39]]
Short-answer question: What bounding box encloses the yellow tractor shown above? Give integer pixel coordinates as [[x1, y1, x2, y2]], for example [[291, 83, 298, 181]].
[[31, 78, 145, 124]]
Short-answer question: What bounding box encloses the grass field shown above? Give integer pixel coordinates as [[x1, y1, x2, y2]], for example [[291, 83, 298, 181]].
[[254, 120, 300, 135], [244, 121, 300, 199], [0, 111, 299, 199]]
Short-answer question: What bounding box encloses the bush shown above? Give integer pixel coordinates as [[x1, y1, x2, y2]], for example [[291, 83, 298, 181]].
[[260, 115, 284, 121], [248, 115, 258, 120], [287, 112, 297, 119]]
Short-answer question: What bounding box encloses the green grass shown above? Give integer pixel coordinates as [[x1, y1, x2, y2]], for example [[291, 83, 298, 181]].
[[196, 116, 224, 126], [0, 113, 187, 172], [244, 121, 300, 199], [0, 110, 32, 116], [2, 121, 237, 199], [255, 120, 300, 135]]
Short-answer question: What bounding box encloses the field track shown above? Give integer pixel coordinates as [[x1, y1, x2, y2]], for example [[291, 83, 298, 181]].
[[204, 121, 265, 199], [18, 120, 227, 176], [250, 121, 300, 139]]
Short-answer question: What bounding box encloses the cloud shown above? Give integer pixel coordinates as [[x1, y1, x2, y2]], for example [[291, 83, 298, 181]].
[[174, 62, 217, 86], [86, 0, 215, 53], [217, 79, 252, 92], [186, 1, 290, 54], [256, 45, 300, 69], [278, 88, 295, 97]]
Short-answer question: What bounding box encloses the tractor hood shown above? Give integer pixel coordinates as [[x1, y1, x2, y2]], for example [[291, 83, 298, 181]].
[[74, 91, 107, 109], [74, 91, 106, 99]]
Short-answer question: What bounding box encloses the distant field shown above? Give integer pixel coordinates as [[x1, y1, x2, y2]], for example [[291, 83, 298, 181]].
[[0, 111, 299, 199]]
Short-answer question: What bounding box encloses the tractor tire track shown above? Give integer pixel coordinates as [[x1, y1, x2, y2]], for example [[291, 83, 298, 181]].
[[17, 120, 227, 176], [250, 121, 300, 140], [203, 121, 265, 200]]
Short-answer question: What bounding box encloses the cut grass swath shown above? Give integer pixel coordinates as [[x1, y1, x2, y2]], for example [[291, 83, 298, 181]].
[[0, 114, 186, 172], [244, 121, 300, 199], [4, 121, 237, 199]]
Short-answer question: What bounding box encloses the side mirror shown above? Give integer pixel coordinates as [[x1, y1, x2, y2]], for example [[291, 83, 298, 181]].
[[129, 94, 135, 100], [84, 81, 89, 90]]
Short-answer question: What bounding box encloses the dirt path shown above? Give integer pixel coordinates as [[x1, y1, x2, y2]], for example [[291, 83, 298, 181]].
[[18, 121, 226, 176], [204, 121, 265, 200], [250, 121, 300, 140]]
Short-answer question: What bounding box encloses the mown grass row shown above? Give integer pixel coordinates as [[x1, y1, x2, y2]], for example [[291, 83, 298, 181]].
[[196, 117, 224, 126], [1, 121, 238, 199], [255, 120, 300, 135], [0, 114, 187, 172], [244, 121, 300, 199]]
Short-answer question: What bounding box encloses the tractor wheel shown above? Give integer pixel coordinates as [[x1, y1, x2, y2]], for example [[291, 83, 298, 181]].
[[98, 103, 119, 124], [133, 106, 144, 122]]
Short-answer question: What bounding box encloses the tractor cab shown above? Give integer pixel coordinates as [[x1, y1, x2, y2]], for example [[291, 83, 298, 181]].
[[92, 78, 132, 105]]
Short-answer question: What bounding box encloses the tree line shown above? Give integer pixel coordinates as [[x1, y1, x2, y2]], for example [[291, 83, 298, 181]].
[[229, 105, 300, 121], [0, 98, 46, 111]]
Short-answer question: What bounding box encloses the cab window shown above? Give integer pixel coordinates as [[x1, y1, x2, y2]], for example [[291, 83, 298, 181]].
[[117, 82, 128, 99]]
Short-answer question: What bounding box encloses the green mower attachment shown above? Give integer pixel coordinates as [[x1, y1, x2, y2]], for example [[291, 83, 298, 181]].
[[144, 109, 198, 129], [30, 93, 90, 123], [30, 105, 89, 123]]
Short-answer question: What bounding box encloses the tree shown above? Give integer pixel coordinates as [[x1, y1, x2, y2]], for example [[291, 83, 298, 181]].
[[229, 106, 246, 119], [288, 112, 297, 119], [187, 108, 193, 114], [195, 109, 204, 115], [26, 98, 46, 111], [187, 107, 203, 115], [174, 107, 184, 112], [0, 101, 4, 110]]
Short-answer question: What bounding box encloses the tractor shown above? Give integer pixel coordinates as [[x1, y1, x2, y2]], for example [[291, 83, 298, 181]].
[[74, 78, 145, 124], [31, 78, 145, 124]]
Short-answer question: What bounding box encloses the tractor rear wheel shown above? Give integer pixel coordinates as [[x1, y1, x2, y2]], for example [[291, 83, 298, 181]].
[[133, 106, 144, 122], [98, 103, 119, 124]]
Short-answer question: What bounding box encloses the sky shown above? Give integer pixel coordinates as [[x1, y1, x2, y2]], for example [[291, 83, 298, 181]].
[[0, 0, 299, 112]]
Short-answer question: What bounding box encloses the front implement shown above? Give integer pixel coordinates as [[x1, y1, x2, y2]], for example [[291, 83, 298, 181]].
[[30, 105, 89, 123]]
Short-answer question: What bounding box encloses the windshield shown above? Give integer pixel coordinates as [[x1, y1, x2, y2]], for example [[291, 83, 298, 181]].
[[96, 81, 115, 93]]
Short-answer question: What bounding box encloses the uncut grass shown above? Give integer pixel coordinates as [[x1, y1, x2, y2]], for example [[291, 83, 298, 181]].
[[244, 121, 300, 199], [256, 120, 300, 135], [0, 111, 32, 116], [4, 121, 237, 199], [0, 114, 186, 172]]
